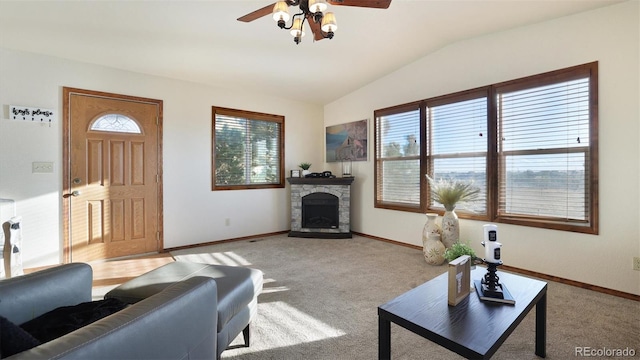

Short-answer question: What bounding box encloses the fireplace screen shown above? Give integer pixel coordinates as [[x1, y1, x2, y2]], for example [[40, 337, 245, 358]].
[[302, 192, 339, 229]]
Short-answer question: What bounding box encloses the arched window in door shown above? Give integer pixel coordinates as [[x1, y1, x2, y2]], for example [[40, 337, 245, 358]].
[[90, 114, 142, 134]]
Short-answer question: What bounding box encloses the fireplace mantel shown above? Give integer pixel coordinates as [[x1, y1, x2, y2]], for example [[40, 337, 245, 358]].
[[287, 177, 354, 239], [287, 177, 354, 186]]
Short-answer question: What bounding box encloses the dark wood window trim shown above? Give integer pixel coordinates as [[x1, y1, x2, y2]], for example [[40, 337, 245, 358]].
[[373, 62, 598, 234], [374, 101, 424, 212], [492, 63, 598, 234], [212, 106, 285, 191]]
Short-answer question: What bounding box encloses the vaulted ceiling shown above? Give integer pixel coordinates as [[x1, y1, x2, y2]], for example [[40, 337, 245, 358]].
[[0, 0, 623, 105]]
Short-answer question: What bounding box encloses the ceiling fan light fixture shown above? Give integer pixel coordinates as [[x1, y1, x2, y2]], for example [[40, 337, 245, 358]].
[[239, 0, 391, 44], [272, 1, 290, 22], [321, 12, 337, 33]]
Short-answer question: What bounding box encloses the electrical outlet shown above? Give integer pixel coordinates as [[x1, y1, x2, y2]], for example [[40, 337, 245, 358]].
[[225, 218, 230, 226], [634, 257, 640, 271]]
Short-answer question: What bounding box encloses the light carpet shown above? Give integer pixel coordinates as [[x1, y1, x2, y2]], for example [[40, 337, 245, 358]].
[[171, 234, 639, 359]]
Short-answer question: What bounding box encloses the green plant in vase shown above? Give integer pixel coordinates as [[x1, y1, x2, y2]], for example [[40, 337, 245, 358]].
[[299, 162, 312, 176], [298, 162, 311, 170]]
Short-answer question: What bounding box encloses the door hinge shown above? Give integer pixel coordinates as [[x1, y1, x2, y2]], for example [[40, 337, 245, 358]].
[[156, 174, 159, 183]]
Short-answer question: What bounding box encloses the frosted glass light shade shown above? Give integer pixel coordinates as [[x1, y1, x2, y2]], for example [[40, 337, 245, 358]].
[[272, 1, 290, 22], [321, 12, 337, 32], [290, 18, 305, 37], [308, 0, 328, 13]]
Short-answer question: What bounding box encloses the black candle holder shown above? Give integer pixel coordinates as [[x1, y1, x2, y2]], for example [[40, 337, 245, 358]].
[[481, 261, 504, 299]]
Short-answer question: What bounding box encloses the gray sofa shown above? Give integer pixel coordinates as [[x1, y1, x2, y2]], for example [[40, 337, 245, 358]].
[[0, 263, 218, 359]]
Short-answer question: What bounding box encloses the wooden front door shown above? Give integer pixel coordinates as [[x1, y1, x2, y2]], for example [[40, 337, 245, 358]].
[[63, 87, 163, 262]]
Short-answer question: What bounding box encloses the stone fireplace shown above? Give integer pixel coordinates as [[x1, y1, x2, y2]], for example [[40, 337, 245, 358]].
[[288, 177, 354, 238]]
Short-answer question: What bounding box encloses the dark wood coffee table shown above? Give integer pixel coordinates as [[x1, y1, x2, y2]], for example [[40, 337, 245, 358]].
[[378, 267, 547, 359]]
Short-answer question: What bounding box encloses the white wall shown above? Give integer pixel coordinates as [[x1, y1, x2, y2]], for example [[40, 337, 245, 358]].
[[325, 1, 640, 295], [0, 48, 324, 267]]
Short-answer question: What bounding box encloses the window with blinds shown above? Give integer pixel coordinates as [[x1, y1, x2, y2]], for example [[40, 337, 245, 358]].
[[373, 62, 598, 233], [427, 92, 488, 215], [212, 107, 284, 190], [495, 68, 595, 230], [374, 103, 422, 209]]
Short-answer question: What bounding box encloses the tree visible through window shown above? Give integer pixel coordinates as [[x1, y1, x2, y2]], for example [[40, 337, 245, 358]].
[[212, 107, 284, 190]]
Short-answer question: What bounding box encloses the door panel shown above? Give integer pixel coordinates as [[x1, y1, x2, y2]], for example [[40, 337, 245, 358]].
[[63, 88, 163, 263]]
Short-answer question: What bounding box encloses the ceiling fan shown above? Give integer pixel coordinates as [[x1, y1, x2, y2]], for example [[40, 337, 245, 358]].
[[238, 0, 392, 44]]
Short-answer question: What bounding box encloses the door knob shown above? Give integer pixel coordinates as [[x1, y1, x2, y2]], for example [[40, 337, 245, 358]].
[[63, 190, 81, 199], [73, 178, 81, 184]]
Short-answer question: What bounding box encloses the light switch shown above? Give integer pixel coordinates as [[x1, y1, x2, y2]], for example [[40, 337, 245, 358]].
[[32, 162, 54, 173]]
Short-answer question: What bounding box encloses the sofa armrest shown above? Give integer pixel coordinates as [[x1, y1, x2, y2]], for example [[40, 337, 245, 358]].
[[0, 263, 92, 324], [8, 276, 218, 360]]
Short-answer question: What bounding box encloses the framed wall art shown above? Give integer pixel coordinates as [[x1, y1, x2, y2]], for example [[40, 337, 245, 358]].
[[325, 119, 368, 163]]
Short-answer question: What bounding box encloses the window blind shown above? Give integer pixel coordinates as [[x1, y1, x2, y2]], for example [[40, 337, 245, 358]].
[[373, 62, 597, 233], [427, 96, 488, 214], [375, 105, 421, 207], [212, 107, 284, 190], [497, 77, 590, 221]]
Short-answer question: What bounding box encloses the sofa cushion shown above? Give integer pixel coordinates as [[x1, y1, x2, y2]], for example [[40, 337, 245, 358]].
[[105, 262, 263, 332], [20, 298, 127, 343], [0, 315, 41, 358]]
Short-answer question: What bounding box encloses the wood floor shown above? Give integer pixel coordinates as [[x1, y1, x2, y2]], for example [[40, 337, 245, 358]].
[[90, 252, 175, 287], [23, 252, 175, 289]]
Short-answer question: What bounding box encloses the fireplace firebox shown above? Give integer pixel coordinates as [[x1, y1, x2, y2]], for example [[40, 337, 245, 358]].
[[302, 193, 339, 229]]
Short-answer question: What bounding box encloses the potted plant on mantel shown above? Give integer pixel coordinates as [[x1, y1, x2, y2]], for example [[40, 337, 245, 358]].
[[299, 162, 312, 176], [426, 175, 480, 249]]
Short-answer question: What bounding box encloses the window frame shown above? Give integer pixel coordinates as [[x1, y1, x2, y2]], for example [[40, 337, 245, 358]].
[[425, 88, 491, 220], [373, 101, 424, 213], [492, 64, 598, 233], [212, 106, 285, 191], [373, 62, 598, 234]]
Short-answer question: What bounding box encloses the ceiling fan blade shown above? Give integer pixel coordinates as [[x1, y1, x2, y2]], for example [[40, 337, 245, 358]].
[[237, 2, 277, 22], [306, 14, 326, 41], [328, 0, 391, 9]]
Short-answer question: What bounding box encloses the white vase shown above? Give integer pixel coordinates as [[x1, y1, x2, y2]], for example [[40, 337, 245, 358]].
[[422, 214, 444, 265], [302, 170, 310, 176], [423, 233, 445, 266], [422, 213, 441, 239], [441, 208, 459, 249]]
